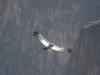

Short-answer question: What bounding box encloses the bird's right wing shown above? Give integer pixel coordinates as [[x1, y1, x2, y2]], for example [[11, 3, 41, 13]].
[[34, 32, 53, 47]]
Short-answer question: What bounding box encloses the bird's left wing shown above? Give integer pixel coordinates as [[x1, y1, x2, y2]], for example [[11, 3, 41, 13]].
[[51, 45, 65, 51]]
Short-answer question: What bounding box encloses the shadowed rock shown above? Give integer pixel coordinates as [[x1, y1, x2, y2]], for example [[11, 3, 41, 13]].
[[63, 20, 100, 75]]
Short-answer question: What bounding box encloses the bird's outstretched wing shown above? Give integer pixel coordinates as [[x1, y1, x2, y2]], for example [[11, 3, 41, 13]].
[[33, 30, 53, 47], [51, 45, 65, 51], [36, 34, 52, 47]]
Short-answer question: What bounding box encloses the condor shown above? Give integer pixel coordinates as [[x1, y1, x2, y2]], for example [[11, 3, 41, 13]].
[[33, 30, 72, 54]]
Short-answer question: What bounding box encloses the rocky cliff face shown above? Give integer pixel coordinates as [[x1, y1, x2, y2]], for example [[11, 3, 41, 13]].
[[63, 20, 100, 75], [0, 0, 100, 75]]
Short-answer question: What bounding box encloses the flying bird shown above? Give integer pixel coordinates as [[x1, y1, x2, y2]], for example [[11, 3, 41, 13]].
[[33, 30, 72, 54]]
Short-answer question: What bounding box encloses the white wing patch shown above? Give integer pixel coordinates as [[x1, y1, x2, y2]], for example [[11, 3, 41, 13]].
[[36, 34, 50, 47], [51, 45, 65, 51]]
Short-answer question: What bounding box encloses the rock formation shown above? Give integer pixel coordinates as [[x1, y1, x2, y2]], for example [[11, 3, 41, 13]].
[[63, 20, 100, 75]]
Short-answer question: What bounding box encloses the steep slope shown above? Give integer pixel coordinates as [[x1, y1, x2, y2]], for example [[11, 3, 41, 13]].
[[63, 20, 100, 75]]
